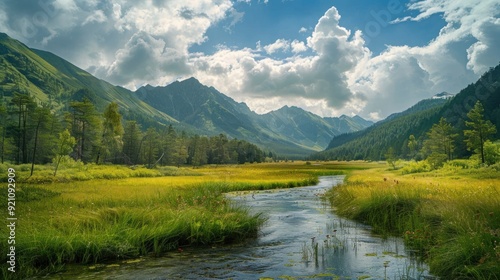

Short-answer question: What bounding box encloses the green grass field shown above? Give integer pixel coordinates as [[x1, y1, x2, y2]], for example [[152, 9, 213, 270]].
[[328, 161, 500, 279], [0, 161, 348, 279], [2, 160, 498, 279]]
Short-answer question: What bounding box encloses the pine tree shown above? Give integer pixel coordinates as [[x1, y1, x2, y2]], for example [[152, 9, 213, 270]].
[[68, 98, 101, 162], [122, 121, 142, 165], [96, 102, 123, 164], [464, 101, 497, 164], [423, 117, 457, 161], [30, 105, 53, 176], [407, 135, 418, 159], [142, 127, 160, 168]]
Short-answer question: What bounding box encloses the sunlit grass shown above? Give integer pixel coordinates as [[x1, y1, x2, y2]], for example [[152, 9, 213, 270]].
[[328, 161, 500, 279], [0, 161, 348, 279]]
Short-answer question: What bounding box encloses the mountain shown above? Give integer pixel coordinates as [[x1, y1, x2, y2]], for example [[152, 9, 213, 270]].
[[136, 78, 373, 157], [0, 32, 178, 128], [313, 64, 500, 161], [0, 32, 372, 158]]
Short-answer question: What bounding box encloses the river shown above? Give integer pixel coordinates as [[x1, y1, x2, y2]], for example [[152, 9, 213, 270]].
[[44, 176, 435, 279]]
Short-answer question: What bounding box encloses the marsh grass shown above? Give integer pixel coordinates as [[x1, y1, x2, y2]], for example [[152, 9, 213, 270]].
[[0, 161, 346, 279], [328, 161, 500, 279]]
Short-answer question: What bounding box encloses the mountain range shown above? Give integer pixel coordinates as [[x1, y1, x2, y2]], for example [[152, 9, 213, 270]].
[[0, 32, 372, 158]]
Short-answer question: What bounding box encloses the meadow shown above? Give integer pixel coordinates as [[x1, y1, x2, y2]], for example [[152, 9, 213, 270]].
[[0, 161, 350, 279], [328, 160, 500, 279]]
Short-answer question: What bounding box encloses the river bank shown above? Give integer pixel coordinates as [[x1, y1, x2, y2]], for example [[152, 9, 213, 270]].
[[328, 161, 500, 279]]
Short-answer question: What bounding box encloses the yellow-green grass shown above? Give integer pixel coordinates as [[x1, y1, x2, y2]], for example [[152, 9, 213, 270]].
[[328, 162, 500, 279], [0, 161, 350, 279]]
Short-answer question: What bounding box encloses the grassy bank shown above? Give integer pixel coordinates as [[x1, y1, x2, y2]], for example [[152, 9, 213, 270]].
[[0, 162, 347, 279], [328, 161, 500, 279]]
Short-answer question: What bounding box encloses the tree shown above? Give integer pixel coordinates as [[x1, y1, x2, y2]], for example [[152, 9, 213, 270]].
[[53, 129, 76, 176], [422, 117, 458, 163], [11, 92, 36, 164], [162, 125, 177, 165], [464, 101, 497, 164], [96, 102, 123, 164], [142, 127, 160, 168], [210, 134, 229, 164], [407, 135, 418, 159], [385, 147, 397, 169], [0, 102, 7, 163], [172, 131, 188, 167], [122, 121, 142, 165], [483, 140, 500, 165], [68, 98, 101, 162], [30, 105, 52, 176], [189, 135, 208, 167]]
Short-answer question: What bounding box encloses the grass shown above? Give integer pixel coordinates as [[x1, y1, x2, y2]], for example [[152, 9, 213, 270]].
[[0, 161, 347, 279], [327, 161, 500, 280]]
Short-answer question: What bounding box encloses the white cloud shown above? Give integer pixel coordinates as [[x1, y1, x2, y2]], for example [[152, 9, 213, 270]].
[[348, 0, 500, 119], [263, 38, 290, 54], [291, 40, 307, 53], [192, 7, 369, 114], [0, 0, 499, 121], [467, 17, 500, 74]]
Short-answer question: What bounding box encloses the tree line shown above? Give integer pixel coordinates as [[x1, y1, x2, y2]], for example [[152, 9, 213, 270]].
[[386, 101, 499, 169], [0, 91, 270, 175]]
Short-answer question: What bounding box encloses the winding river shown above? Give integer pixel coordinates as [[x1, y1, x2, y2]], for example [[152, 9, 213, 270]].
[[47, 176, 435, 279]]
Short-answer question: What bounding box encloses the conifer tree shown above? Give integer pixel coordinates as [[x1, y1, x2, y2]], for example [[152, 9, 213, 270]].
[[464, 101, 497, 164]]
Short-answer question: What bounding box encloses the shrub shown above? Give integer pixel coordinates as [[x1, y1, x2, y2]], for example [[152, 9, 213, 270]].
[[400, 160, 431, 174]]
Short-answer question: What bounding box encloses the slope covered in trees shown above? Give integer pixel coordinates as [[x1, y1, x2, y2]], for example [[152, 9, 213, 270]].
[[313, 63, 500, 161], [136, 78, 373, 157]]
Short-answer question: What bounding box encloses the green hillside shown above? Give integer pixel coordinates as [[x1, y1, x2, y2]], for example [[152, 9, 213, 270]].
[[313, 63, 500, 161], [0, 32, 177, 126]]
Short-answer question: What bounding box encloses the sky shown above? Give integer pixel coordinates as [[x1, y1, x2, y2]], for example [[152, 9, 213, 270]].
[[0, 0, 499, 120]]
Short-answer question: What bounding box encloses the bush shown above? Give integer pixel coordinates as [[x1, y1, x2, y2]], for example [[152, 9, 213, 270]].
[[445, 159, 480, 169], [401, 160, 431, 174]]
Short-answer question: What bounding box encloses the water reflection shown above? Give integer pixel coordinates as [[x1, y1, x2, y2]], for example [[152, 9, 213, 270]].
[[45, 176, 435, 280]]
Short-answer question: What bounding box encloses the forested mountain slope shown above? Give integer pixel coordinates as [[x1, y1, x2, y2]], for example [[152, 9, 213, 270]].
[[313, 64, 500, 161]]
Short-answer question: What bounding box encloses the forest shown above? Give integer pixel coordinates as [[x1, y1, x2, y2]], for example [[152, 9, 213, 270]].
[[0, 89, 269, 175]]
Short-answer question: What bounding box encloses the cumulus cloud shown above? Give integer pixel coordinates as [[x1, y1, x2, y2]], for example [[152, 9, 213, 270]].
[[291, 40, 307, 53], [263, 39, 290, 54], [350, 0, 500, 119], [0, 0, 499, 120], [192, 7, 369, 114]]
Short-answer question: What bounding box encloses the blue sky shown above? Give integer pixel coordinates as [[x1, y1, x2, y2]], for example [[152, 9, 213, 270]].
[[0, 0, 499, 120], [192, 0, 446, 56]]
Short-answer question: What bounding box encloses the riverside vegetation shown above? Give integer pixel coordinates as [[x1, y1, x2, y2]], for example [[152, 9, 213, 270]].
[[1, 160, 499, 279], [328, 160, 500, 279], [0, 161, 350, 279]]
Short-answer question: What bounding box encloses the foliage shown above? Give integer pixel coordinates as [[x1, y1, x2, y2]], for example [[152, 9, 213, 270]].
[[464, 101, 498, 164], [384, 147, 397, 169], [421, 117, 457, 161], [53, 129, 76, 176], [327, 164, 500, 279], [400, 160, 431, 174], [483, 140, 500, 165]]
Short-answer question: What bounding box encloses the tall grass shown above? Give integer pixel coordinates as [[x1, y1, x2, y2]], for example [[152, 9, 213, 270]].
[[328, 163, 500, 279], [0, 161, 345, 279]]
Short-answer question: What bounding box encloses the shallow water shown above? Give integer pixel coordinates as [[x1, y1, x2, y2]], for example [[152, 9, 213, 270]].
[[45, 176, 435, 279]]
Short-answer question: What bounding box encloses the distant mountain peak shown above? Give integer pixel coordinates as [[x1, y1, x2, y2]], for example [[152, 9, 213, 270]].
[[432, 91, 454, 99], [181, 76, 201, 84]]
